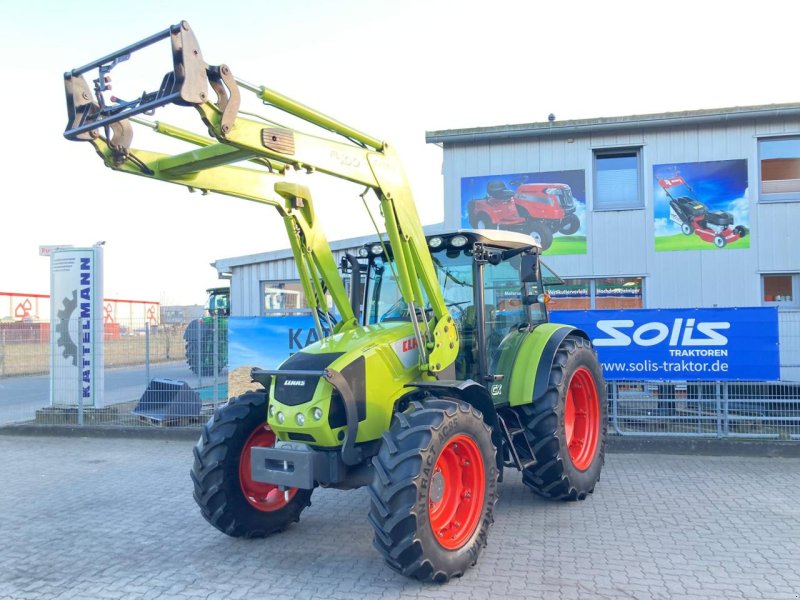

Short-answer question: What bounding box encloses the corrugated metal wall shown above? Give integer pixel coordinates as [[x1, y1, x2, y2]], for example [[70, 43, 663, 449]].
[[441, 116, 800, 310]]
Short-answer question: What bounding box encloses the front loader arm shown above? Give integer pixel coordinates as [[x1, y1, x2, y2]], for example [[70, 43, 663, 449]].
[[64, 20, 457, 374]]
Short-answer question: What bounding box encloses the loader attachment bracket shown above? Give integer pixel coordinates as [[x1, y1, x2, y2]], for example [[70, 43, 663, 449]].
[[63, 20, 209, 142]]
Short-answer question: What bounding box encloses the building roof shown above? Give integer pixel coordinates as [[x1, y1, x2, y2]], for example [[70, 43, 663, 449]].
[[425, 102, 800, 145]]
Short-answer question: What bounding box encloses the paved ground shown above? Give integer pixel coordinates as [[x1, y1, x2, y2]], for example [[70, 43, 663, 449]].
[[0, 436, 798, 600]]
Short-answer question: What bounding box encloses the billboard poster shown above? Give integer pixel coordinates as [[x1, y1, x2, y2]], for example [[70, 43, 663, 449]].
[[552, 307, 779, 381], [460, 170, 586, 256], [227, 315, 318, 397], [653, 159, 749, 251], [50, 247, 105, 407]]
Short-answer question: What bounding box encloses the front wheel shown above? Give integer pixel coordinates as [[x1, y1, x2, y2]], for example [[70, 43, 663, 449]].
[[714, 234, 726, 248], [368, 398, 498, 582], [527, 221, 554, 251], [190, 391, 312, 537], [513, 335, 607, 500]]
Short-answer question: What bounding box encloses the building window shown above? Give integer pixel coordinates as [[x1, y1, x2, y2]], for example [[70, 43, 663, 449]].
[[593, 149, 643, 210], [548, 277, 644, 310], [262, 281, 309, 315], [595, 277, 643, 309], [548, 279, 591, 310], [762, 274, 798, 308], [759, 137, 800, 201]]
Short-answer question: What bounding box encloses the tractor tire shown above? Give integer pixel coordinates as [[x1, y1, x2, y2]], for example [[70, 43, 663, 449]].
[[558, 213, 580, 235], [714, 234, 726, 248], [681, 222, 693, 236], [527, 221, 553, 251], [368, 398, 498, 583], [191, 391, 312, 537], [513, 335, 607, 500], [184, 319, 227, 376]]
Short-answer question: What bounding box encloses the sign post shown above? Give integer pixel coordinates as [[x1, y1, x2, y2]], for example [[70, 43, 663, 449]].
[[50, 246, 105, 408]]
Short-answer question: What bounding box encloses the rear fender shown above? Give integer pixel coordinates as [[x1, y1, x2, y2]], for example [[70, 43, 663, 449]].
[[507, 324, 589, 407]]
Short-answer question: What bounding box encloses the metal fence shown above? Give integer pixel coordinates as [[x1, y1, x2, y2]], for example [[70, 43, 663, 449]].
[[0, 317, 228, 429], [609, 381, 800, 440], [1, 316, 799, 440]]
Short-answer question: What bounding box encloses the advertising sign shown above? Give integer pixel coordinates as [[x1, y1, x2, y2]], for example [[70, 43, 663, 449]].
[[552, 307, 779, 381], [460, 170, 586, 256], [50, 247, 105, 407], [653, 159, 749, 251], [228, 315, 319, 370]]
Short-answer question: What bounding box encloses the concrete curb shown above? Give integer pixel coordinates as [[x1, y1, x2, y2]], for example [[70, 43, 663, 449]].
[[2, 424, 799, 457]]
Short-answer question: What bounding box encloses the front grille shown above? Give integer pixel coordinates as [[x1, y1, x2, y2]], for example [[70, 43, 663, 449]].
[[274, 351, 344, 406]]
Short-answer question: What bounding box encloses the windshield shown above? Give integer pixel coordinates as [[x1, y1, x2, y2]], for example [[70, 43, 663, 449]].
[[367, 245, 548, 378]]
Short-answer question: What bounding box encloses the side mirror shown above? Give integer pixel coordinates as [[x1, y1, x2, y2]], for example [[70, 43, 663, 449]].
[[520, 254, 539, 283]]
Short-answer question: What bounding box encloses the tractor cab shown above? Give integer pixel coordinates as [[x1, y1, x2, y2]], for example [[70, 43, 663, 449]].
[[205, 287, 230, 317], [356, 230, 563, 383]]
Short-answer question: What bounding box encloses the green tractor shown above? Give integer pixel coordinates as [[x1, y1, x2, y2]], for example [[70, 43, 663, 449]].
[[184, 287, 229, 376], [63, 22, 608, 582]]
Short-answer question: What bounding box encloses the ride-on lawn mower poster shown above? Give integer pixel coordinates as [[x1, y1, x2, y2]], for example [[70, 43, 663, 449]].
[[653, 159, 749, 251], [460, 170, 587, 255]]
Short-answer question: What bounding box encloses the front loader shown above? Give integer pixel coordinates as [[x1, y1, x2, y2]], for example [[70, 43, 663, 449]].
[[63, 22, 608, 583]]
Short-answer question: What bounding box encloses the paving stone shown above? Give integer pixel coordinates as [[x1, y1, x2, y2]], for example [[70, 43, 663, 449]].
[[0, 436, 799, 599]]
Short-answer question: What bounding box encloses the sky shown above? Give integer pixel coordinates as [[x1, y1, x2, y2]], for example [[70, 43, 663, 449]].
[[1, 0, 798, 307]]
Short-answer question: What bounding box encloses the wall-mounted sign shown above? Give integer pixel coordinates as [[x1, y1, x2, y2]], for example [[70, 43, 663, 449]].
[[460, 170, 587, 255], [553, 307, 779, 381], [50, 247, 104, 407], [653, 159, 749, 251]]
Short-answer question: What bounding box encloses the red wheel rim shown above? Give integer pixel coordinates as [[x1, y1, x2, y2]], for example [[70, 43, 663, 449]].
[[428, 434, 485, 550], [238, 424, 297, 512], [564, 367, 600, 471]]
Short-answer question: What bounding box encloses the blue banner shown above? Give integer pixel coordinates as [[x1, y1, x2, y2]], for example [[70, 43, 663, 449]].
[[552, 307, 780, 381], [229, 316, 317, 370]]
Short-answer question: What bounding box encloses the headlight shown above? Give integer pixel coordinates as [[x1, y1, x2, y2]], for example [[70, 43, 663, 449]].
[[312, 407, 323, 421], [357, 247, 369, 258], [450, 235, 468, 248], [269, 404, 275, 417], [295, 413, 305, 426], [370, 244, 383, 255], [276, 412, 285, 425], [428, 236, 443, 249]]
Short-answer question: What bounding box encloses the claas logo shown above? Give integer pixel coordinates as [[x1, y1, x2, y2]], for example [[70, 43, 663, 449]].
[[402, 337, 418, 353]]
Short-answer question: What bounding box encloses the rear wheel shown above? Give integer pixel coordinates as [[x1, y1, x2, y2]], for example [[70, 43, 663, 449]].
[[190, 391, 312, 537], [368, 398, 497, 582], [513, 335, 607, 500], [474, 213, 492, 230], [681, 222, 693, 235], [558, 213, 580, 235]]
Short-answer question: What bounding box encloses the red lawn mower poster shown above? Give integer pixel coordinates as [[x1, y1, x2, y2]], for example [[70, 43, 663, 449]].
[[653, 159, 749, 251], [460, 170, 587, 255]]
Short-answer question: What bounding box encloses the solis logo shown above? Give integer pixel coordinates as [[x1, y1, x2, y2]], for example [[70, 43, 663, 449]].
[[594, 318, 730, 347], [401, 337, 418, 353]]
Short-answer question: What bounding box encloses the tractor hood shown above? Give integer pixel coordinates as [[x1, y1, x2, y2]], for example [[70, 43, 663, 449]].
[[266, 321, 421, 447]]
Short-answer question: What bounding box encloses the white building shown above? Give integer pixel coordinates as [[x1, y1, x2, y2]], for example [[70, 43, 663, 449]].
[[214, 103, 800, 380]]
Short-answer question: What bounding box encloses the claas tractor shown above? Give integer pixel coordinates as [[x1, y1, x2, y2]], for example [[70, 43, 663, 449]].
[[63, 22, 608, 582], [659, 175, 748, 248], [184, 287, 229, 376]]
